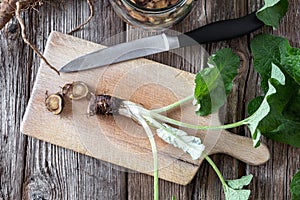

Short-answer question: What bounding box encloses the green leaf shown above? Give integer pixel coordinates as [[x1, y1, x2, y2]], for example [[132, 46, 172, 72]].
[[194, 48, 240, 116], [250, 34, 288, 92], [248, 80, 300, 147], [291, 170, 300, 200], [282, 94, 300, 121], [251, 34, 300, 89], [265, 120, 300, 147], [247, 96, 264, 116], [244, 63, 285, 147], [224, 175, 253, 200], [224, 187, 251, 200], [256, 0, 288, 28], [280, 45, 300, 85], [250, 34, 300, 147], [156, 123, 205, 160], [226, 175, 253, 190]]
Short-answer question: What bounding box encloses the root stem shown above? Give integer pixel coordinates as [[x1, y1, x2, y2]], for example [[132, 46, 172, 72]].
[[15, 1, 60, 75], [68, 0, 94, 34]]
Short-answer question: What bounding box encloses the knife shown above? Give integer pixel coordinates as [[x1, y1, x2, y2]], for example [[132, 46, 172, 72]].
[[60, 12, 263, 73]]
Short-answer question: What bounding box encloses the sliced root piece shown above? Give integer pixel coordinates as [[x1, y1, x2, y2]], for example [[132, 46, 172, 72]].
[[45, 92, 64, 115]]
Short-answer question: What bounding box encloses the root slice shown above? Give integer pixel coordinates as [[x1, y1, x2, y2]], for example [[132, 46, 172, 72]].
[[15, 1, 60, 75], [68, 0, 94, 35]]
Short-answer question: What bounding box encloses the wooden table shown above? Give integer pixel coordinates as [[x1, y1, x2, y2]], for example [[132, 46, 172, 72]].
[[0, 0, 299, 199]]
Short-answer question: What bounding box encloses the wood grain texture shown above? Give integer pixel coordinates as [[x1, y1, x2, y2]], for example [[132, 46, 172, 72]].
[[1, 1, 127, 200], [0, 18, 27, 200], [0, 0, 299, 199], [22, 1, 127, 199]]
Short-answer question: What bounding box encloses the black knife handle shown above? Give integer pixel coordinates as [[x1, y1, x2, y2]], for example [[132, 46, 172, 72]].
[[178, 12, 264, 47]]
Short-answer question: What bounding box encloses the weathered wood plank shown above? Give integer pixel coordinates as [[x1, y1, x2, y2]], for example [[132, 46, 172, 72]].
[[125, 0, 298, 199], [0, 19, 29, 200], [23, 0, 127, 198], [0, 0, 126, 199], [0, 0, 299, 199]]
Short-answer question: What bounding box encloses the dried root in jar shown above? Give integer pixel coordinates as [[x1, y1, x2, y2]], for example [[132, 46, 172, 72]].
[[121, 0, 192, 27], [131, 0, 179, 9]]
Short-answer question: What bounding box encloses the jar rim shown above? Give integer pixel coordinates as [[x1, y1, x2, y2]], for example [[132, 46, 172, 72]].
[[122, 0, 187, 13]]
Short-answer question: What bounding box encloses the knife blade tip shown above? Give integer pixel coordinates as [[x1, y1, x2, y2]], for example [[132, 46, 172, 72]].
[[59, 64, 78, 73], [58, 67, 69, 73]]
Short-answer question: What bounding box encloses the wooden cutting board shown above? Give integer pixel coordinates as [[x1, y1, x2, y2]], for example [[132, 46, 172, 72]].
[[21, 31, 270, 185]]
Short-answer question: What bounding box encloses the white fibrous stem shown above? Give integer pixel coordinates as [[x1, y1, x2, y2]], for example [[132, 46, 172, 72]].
[[118, 101, 159, 200], [118, 100, 205, 160], [117, 100, 205, 200]]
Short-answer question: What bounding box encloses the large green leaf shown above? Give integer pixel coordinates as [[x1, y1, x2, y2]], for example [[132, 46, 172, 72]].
[[194, 48, 240, 116], [251, 34, 300, 89], [247, 66, 300, 147], [244, 63, 285, 147], [265, 120, 300, 147], [249, 34, 300, 147], [256, 0, 288, 28], [291, 170, 300, 200], [280, 45, 300, 85], [282, 94, 300, 121], [250, 34, 288, 92]]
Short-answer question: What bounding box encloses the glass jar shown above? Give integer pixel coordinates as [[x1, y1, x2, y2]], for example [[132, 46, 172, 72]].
[[109, 0, 195, 30]]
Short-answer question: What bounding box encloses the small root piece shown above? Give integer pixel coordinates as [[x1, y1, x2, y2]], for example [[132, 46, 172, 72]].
[[45, 92, 64, 115], [67, 0, 94, 35], [15, 1, 60, 75], [88, 94, 124, 116]]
